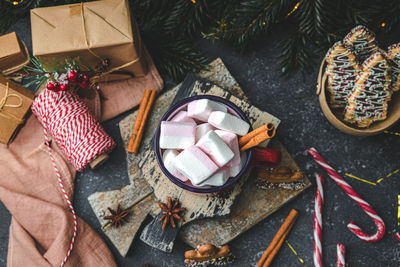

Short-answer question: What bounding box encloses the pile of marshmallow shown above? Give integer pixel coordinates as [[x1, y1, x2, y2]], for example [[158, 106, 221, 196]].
[[160, 99, 251, 188]]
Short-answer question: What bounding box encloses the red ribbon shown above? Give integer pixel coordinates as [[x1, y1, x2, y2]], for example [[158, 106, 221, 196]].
[[251, 147, 281, 167]]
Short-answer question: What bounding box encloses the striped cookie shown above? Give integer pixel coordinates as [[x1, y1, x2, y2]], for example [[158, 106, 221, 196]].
[[325, 41, 361, 108], [343, 25, 378, 63], [387, 43, 400, 92], [344, 52, 392, 128]]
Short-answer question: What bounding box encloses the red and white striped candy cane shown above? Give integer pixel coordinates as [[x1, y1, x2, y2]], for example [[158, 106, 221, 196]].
[[394, 232, 400, 242], [308, 147, 385, 242], [313, 174, 324, 267], [336, 244, 345, 267]]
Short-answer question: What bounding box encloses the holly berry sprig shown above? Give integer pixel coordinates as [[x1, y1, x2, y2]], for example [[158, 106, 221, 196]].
[[46, 70, 91, 92], [22, 57, 95, 93]]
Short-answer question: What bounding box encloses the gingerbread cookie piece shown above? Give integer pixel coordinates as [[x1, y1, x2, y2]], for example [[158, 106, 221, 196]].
[[184, 244, 235, 266], [255, 166, 306, 190], [325, 41, 361, 108], [387, 43, 400, 92], [343, 25, 378, 62], [344, 52, 392, 127]]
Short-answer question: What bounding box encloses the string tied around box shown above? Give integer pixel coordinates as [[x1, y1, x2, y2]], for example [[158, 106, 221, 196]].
[[79, 2, 142, 84], [0, 82, 24, 124], [32, 89, 116, 266]]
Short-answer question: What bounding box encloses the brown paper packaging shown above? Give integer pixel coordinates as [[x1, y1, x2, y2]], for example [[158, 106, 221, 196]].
[[0, 32, 30, 75], [0, 75, 34, 144], [30, 0, 147, 82]]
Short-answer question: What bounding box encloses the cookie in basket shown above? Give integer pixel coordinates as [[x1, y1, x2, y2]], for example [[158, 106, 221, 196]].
[[344, 51, 392, 127], [343, 25, 378, 62], [387, 43, 400, 92], [325, 41, 361, 108]]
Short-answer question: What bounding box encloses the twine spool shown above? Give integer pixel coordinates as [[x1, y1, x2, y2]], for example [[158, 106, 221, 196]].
[[32, 89, 116, 171]]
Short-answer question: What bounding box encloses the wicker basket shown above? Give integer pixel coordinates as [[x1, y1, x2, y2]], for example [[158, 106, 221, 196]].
[[316, 57, 400, 136]]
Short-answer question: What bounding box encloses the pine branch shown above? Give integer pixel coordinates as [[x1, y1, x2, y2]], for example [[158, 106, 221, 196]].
[[143, 33, 209, 81], [163, 0, 211, 37], [278, 33, 315, 74], [129, 0, 171, 27], [296, 0, 339, 38], [206, 0, 295, 50], [2, 0, 400, 79]]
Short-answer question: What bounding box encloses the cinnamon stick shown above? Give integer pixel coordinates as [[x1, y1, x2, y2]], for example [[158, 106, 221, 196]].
[[240, 125, 276, 152], [131, 89, 157, 154], [256, 209, 298, 267], [128, 89, 151, 153], [239, 123, 275, 146]]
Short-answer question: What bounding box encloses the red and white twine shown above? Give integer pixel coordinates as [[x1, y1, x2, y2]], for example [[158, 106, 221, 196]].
[[32, 90, 116, 171], [32, 90, 116, 266], [308, 147, 385, 242], [43, 127, 77, 267], [336, 243, 345, 267], [313, 174, 324, 267]]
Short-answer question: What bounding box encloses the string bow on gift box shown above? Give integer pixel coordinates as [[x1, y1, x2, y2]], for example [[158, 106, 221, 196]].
[[0, 82, 24, 124]]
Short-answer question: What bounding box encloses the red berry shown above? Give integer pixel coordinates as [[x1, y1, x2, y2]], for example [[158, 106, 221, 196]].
[[46, 82, 60, 92], [52, 82, 60, 92], [60, 84, 69, 91], [46, 82, 55, 90], [82, 74, 90, 81], [67, 70, 78, 81], [79, 79, 89, 89]]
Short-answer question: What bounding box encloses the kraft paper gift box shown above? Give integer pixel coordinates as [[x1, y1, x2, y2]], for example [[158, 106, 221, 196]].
[[30, 0, 147, 82], [0, 75, 34, 145], [0, 32, 30, 75]]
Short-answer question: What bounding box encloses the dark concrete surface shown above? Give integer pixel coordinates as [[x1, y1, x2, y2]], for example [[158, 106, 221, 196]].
[[1, 17, 400, 267]]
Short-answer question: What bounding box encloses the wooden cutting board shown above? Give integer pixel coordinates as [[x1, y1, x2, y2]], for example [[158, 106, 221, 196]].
[[138, 73, 281, 252], [87, 58, 310, 256]]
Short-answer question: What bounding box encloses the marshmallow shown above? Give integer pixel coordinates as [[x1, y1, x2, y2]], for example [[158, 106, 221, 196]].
[[196, 130, 234, 167], [160, 121, 196, 149], [188, 99, 227, 122], [195, 123, 215, 142], [208, 111, 250, 136], [172, 170, 189, 182], [230, 152, 247, 177], [197, 167, 230, 187], [173, 145, 218, 185], [162, 149, 179, 174], [171, 111, 196, 124], [215, 130, 240, 167], [162, 149, 189, 182]]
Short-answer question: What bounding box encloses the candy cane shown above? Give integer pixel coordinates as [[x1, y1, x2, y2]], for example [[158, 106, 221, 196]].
[[308, 147, 385, 242], [394, 232, 400, 242], [336, 244, 345, 267], [313, 174, 324, 267]]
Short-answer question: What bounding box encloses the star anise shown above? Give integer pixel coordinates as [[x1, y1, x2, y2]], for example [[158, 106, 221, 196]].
[[158, 197, 186, 230], [103, 204, 130, 228]]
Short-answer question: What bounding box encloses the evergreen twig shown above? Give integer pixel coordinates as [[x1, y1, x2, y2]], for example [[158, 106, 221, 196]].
[[1, 0, 400, 81]]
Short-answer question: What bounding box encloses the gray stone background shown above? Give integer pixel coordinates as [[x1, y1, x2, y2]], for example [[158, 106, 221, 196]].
[[1, 17, 399, 267]]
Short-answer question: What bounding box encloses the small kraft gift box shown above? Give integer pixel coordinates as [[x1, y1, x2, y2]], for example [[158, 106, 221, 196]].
[[0, 32, 30, 76], [0, 75, 34, 145], [30, 0, 147, 82]]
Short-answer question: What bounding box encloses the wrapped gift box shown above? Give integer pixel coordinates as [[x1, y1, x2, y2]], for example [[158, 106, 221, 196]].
[[0, 75, 34, 144], [30, 0, 147, 82], [0, 32, 30, 75]]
